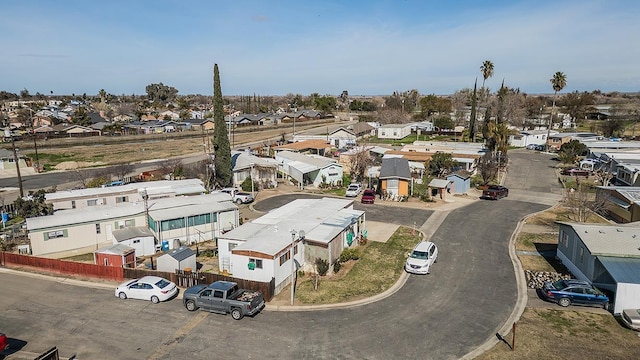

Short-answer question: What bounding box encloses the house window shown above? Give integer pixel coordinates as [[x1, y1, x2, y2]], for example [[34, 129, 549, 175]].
[[294, 244, 298, 255], [71, 200, 76, 209], [279, 252, 290, 266], [87, 199, 98, 206], [95, 224, 101, 234], [104, 258, 109, 266], [579, 247, 584, 263], [160, 218, 185, 231], [249, 258, 263, 269], [46, 230, 66, 239], [188, 213, 211, 226], [116, 196, 128, 203], [125, 219, 134, 227], [561, 231, 568, 247], [228, 243, 237, 252]]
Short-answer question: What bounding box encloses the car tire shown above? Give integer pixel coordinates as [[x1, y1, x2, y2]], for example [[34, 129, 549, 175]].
[[558, 297, 571, 307], [231, 307, 243, 320], [118, 292, 127, 300], [235, 199, 242, 205], [185, 300, 198, 311], [150, 295, 160, 304], [603, 302, 609, 311]]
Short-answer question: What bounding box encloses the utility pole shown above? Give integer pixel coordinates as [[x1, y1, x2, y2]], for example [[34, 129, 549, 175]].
[[10, 135, 24, 198]]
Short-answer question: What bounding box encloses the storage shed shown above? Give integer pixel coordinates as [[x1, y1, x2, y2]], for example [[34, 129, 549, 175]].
[[112, 226, 156, 257], [156, 246, 197, 272], [446, 172, 471, 194], [94, 244, 136, 268]]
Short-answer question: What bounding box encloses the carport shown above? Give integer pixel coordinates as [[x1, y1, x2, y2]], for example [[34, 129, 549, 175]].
[[594, 256, 640, 314]]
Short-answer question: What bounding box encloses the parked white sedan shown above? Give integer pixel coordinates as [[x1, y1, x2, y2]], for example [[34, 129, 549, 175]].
[[115, 276, 178, 303], [345, 183, 362, 197], [405, 241, 438, 275]]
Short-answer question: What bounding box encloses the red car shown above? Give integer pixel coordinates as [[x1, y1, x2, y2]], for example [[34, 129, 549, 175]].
[[481, 185, 509, 200], [361, 189, 376, 204], [0, 332, 7, 352]]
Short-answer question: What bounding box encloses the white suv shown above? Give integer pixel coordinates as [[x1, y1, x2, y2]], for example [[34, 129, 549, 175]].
[[345, 183, 362, 197], [405, 241, 438, 274]]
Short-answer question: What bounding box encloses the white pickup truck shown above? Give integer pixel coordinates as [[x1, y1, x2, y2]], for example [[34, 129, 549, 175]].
[[219, 187, 254, 204]]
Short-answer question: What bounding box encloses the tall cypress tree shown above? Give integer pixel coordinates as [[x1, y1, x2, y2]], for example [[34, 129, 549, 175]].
[[212, 64, 232, 187], [469, 78, 478, 142]]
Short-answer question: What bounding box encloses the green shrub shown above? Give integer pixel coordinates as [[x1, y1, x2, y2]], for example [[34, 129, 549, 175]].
[[315, 258, 329, 276], [333, 260, 342, 273], [339, 248, 360, 262]]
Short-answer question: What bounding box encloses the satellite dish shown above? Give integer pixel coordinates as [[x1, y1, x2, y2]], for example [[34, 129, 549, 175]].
[[298, 230, 305, 239]]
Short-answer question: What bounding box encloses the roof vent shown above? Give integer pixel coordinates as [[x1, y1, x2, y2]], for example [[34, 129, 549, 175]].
[[599, 230, 605, 234], [633, 234, 637, 239], [617, 228, 623, 232]]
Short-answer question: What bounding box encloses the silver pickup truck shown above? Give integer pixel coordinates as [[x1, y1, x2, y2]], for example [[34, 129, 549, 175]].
[[183, 280, 265, 320]]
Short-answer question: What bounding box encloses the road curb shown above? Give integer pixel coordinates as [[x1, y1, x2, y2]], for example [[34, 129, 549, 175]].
[[265, 271, 410, 312]]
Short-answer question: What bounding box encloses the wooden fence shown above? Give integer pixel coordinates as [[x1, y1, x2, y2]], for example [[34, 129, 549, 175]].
[[173, 269, 276, 301], [1, 251, 124, 281], [0, 252, 275, 301]]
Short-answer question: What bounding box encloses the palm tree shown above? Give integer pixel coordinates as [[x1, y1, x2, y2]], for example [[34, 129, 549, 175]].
[[546, 71, 567, 151], [480, 60, 494, 89]]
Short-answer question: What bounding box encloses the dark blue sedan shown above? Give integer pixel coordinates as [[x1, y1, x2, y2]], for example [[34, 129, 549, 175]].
[[541, 279, 609, 309]]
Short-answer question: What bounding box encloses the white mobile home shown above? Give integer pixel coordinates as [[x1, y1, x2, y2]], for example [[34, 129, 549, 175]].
[[217, 198, 365, 295]]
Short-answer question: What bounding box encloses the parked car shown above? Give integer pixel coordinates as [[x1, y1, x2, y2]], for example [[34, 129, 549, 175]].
[[345, 183, 362, 197], [220, 187, 254, 204], [534, 144, 546, 151], [525, 144, 539, 150], [405, 241, 438, 275], [0, 332, 7, 352], [540, 279, 609, 308], [481, 185, 509, 200], [361, 189, 376, 204], [561, 168, 590, 176], [183, 280, 265, 320], [621, 309, 640, 331], [115, 276, 178, 304]]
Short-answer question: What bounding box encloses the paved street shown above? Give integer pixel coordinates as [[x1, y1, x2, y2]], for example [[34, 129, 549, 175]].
[[0, 149, 563, 359]]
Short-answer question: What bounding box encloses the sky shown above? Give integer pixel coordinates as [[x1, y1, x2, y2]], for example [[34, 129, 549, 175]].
[[1, 0, 639, 97]]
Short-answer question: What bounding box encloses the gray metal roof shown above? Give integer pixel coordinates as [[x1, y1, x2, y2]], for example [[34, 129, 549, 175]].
[[112, 226, 155, 242], [45, 179, 205, 201], [96, 243, 135, 256], [379, 158, 411, 180], [223, 198, 363, 256], [163, 246, 195, 261], [558, 222, 640, 258], [429, 179, 452, 188], [598, 256, 640, 284]]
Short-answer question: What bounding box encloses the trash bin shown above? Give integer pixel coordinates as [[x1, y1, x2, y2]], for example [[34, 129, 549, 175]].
[[161, 241, 169, 251]]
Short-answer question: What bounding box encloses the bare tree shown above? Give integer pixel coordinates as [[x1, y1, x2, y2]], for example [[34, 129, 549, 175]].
[[348, 149, 374, 184], [111, 162, 135, 181], [563, 183, 607, 222], [72, 169, 97, 188], [156, 158, 183, 179], [477, 153, 498, 185]]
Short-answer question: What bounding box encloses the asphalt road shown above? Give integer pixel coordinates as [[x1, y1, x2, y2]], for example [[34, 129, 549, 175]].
[[0, 149, 562, 359]]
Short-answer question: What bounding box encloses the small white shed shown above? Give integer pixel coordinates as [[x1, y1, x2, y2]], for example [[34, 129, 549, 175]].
[[112, 226, 156, 257], [156, 246, 197, 272]]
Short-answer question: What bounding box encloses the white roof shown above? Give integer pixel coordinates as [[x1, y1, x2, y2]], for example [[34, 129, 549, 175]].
[[223, 198, 363, 257], [559, 222, 640, 258], [27, 193, 236, 230], [277, 151, 339, 172], [45, 179, 205, 201]]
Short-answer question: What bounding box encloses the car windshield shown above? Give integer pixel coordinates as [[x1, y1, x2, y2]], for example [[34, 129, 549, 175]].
[[348, 185, 358, 190], [155, 279, 171, 289], [410, 250, 429, 259], [551, 280, 566, 290]]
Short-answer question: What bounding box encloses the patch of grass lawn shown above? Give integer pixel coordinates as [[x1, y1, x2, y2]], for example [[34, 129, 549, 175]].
[[294, 226, 419, 304]]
